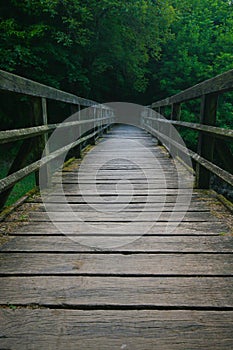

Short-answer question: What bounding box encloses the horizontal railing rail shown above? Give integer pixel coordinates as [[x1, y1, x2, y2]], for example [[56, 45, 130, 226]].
[[151, 69, 233, 108], [143, 69, 233, 190], [0, 70, 96, 107], [0, 117, 111, 144], [0, 70, 115, 209]]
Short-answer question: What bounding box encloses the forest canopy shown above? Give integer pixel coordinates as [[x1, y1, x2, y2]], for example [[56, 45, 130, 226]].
[[0, 0, 232, 205], [0, 0, 232, 103]]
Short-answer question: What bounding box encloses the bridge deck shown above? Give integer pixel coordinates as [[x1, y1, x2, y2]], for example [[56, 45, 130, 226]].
[[0, 125, 233, 349]]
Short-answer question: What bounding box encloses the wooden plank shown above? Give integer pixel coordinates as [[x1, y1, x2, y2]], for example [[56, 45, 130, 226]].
[[13, 211, 219, 222], [26, 195, 200, 204], [53, 182, 193, 188], [0, 253, 232, 275], [0, 309, 233, 350], [18, 202, 213, 212], [1, 276, 233, 307], [1, 235, 233, 253], [8, 221, 228, 235], [51, 188, 194, 195]]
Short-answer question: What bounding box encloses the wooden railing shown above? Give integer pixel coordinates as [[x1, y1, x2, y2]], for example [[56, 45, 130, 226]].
[[142, 69, 233, 189], [0, 70, 115, 208]]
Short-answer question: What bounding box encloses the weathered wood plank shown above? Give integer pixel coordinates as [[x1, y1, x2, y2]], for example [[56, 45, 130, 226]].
[[0, 253, 232, 275], [10, 211, 219, 222], [51, 181, 193, 189], [51, 188, 194, 195], [2, 235, 232, 252], [18, 202, 212, 212], [1, 276, 233, 307], [26, 195, 209, 204], [8, 221, 228, 235], [0, 309, 233, 349]]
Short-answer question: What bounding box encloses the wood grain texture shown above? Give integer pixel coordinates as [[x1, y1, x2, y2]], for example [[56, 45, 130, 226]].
[[0, 309, 233, 350], [6, 221, 229, 235], [0, 124, 232, 349], [8, 211, 219, 222], [1, 235, 233, 252], [0, 253, 232, 275], [1, 276, 232, 307]]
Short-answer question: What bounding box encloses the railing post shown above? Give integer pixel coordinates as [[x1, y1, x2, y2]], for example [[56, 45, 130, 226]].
[[196, 93, 218, 189], [98, 106, 103, 137], [107, 109, 112, 132], [169, 103, 181, 157], [41, 97, 51, 187], [31, 97, 49, 187], [90, 106, 96, 145], [103, 108, 107, 134], [171, 103, 181, 121], [157, 106, 165, 146], [71, 104, 82, 158], [100, 106, 103, 136]]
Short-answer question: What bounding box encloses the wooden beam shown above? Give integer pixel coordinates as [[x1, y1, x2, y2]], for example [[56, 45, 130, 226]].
[[0, 69, 95, 107], [151, 69, 233, 108], [30, 97, 47, 187], [0, 128, 110, 195], [196, 93, 218, 189], [171, 103, 181, 121], [145, 124, 233, 187], [0, 117, 111, 144], [70, 104, 82, 158], [144, 117, 233, 140]]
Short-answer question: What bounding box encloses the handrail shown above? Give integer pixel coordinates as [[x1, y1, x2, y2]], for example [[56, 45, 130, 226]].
[[0, 117, 111, 144], [0, 69, 95, 107], [0, 128, 106, 194], [0, 70, 115, 208], [145, 116, 233, 140], [151, 69, 233, 108], [144, 69, 233, 189], [144, 123, 233, 187]]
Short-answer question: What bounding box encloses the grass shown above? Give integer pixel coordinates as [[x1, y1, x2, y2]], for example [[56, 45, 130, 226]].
[[0, 155, 36, 208], [5, 173, 36, 207]]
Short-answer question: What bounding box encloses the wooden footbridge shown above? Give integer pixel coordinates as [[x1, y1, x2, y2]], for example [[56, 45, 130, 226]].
[[0, 69, 233, 349]]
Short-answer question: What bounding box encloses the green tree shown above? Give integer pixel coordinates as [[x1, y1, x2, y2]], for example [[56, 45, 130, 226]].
[[0, 0, 174, 101]]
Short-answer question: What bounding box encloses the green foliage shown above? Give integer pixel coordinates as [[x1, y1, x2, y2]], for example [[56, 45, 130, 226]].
[[149, 0, 233, 100], [0, 0, 174, 100], [0, 0, 233, 207]]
